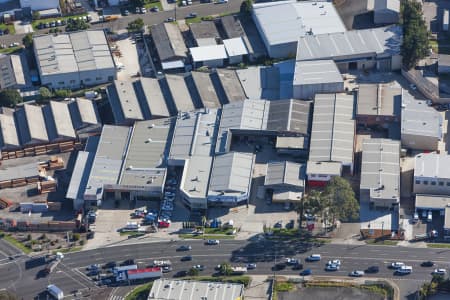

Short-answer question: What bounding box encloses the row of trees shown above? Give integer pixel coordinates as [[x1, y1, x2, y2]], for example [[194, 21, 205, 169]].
[[295, 177, 360, 228]]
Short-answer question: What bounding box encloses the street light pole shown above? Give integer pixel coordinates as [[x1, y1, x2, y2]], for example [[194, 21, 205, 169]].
[[381, 221, 384, 240]]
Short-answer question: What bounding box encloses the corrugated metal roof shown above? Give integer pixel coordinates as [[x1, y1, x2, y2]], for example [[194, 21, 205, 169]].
[[414, 153, 450, 179], [165, 74, 196, 112], [415, 194, 450, 210], [215, 69, 247, 103], [66, 150, 96, 201], [297, 25, 402, 61], [357, 84, 401, 117], [306, 160, 342, 176], [190, 71, 220, 109], [293, 60, 343, 85], [265, 161, 305, 187], [0, 114, 19, 149], [139, 78, 170, 118], [360, 138, 400, 201], [223, 37, 248, 57], [49, 101, 76, 139], [24, 104, 48, 142], [309, 93, 355, 165], [209, 152, 253, 193], [75, 98, 100, 125], [190, 22, 220, 46], [151, 23, 187, 61], [190, 45, 228, 62], [266, 99, 311, 134]]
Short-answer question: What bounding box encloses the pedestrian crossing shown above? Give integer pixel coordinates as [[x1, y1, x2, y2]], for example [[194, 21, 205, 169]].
[[110, 296, 125, 300]]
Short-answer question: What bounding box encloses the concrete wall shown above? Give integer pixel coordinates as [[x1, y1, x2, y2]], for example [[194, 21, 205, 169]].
[[401, 133, 439, 151], [228, 55, 243, 65], [293, 81, 344, 100]]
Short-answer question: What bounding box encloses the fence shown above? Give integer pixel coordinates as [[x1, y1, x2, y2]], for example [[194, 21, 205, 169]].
[[402, 68, 450, 103]]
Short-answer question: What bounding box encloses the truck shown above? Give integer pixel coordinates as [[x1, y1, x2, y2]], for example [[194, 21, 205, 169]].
[[126, 267, 162, 280], [113, 264, 138, 274], [25, 253, 61, 269], [98, 15, 119, 23], [230, 266, 247, 275], [47, 284, 64, 300], [153, 260, 171, 267]]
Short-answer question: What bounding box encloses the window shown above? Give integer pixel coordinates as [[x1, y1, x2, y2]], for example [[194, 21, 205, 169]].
[[85, 78, 92, 82], [423, 181, 428, 185], [447, 182, 450, 187], [58, 81, 64, 85], [70, 80, 76, 84], [439, 182, 444, 186], [95, 77, 102, 81], [431, 181, 436, 186], [415, 180, 421, 185]]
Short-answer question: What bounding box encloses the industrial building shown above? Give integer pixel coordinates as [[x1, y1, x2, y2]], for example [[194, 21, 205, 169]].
[[307, 93, 355, 183], [223, 38, 248, 65], [212, 69, 247, 104], [151, 23, 188, 71], [107, 80, 144, 126], [0, 54, 24, 90], [306, 161, 342, 187], [296, 26, 402, 72], [189, 71, 221, 109], [20, 0, 59, 11], [164, 74, 197, 112], [415, 194, 450, 238], [414, 153, 450, 196], [360, 138, 400, 209], [373, 0, 400, 25], [356, 84, 401, 127], [189, 21, 220, 46], [265, 161, 306, 204], [33, 31, 116, 89], [401, 90, 443, 151], [149, 279, 244, 300], [190, 45, 228, 68], [293, 60, 344, 99], [252, 0, 346, 58]]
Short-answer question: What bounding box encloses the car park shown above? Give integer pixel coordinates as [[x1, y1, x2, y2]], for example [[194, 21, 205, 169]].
[[306, 254, 321, 262], [421, 261, 435, 267], [365, 266, 379, 273], [433, 269, 447, 276], [390, 262, 405, 269], [349, 270, 364, 277], [205, 239, 220, 245]]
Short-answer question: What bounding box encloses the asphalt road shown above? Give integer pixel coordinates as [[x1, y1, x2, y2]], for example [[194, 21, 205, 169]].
[[0, 0, 243, 46], [2, 239, 450, 299]]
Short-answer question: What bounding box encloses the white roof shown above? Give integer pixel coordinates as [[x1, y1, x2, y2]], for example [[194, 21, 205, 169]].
[[190, 44, 228, 62], [24, 104, 48, 142], [0, 114, 19, 148], [414, 153, 450, 179], [223, 37, 248, 57], [50, 101, 76, 138], [306, 161, 342, 176], [252, 0, 346, 46], [294, 60, 343, 85], [76, 98, 100, 125]]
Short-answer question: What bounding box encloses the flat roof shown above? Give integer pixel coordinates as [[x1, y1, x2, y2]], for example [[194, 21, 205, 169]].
[[84, 125, 131, 200], [0, 113, 19, 149], [252, 0, 346, 46], [223, 37, 248, 57], [360, 138, 400, 201], [401, 90, 443, 139], [415, 194, 450, 210], [208, 152, 254, 195], [165, 74, 196, 112], [49, 101, 76, 139], [190, 45, 228, 62], [309, 93, 355, 165], [306, 160, 342, 176], [414, 153, 450, 179], [10, 54, 25, 86], [190, 71, 221, 109], [139, 78, 170, 118], [275, 136, 307, 149], [297, 25, 402, 61], [293, 60, 343, 85], [151, 23, 187, 61], [150, 279, 244, 300], [375, 0, 400, 12], [73, 98, 99, 126], [220, 15, 244, 39], [357, 84, 401, 117], [265, 161, 305, 187], [215, 69, 247, 103], [236, 65, 280, 100], [180, 156, 213, 199]]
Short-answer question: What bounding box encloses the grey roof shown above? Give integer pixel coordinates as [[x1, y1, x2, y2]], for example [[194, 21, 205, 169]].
[[275, 136, 307, 150], [209, 152, 254, 194], [220, 15, 244, 39], [139, 78, 170, 118], [149, 279, 244, 300], [190, 45, 228, 62], [293, 60, 343, 85], [190, 72, 221, 109], [180, 156, 213, 199], [34, 30, 114, 76], [266, 99, 311, 135], [108, 80, 144, 124], [306, 160, 342, 176], [415, 194, 450, 210], [74, 98, 100, 126], [189, 22, 220, 46], [414, 153, 450, 179], [215, 69, 247, 103], [84, 125, 131, 200], [0, 162, 38, 182], [296, 26, 402, 61], [119, 118, 174, 188], [66, 150, 96, 201], [0, 54, 16, 89], [151, 23, 187, 61], [49, 101, 76, 139], [252, 0, 346, 46], [357, 84, 401, 117], [223, 37, 248, 57], [170, 109, 219, 161], [309, 93, 355, 165], [360, 138, 400, 201], [19, 104, 49, 143], [401, 90, 443, 139], [165, 75, 196, 112], [236, 66, 280, 100], [374, 0, 400, 12], [0, 114, 20, 149], [265, 161, 305, 187], [219, 99, 269, 131]]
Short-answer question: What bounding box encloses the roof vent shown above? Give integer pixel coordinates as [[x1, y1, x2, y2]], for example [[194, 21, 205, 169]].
[[319, 4, 324, 8], [128, 165, 133, 170], [146, 138, 152, 143]]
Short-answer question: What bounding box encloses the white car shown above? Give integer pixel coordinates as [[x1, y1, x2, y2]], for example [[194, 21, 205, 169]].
[[396, 266, 412, 274], [390, 262, 405, 269], [206, 239, 220, 245], [327, 259, 341, 266], [433, 268, 447, 276], [325, 264, 339, 271], [349, 270, 364, 277]]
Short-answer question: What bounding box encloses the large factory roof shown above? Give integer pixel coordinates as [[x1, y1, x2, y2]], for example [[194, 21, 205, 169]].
[[297, 25, 402, 61], [0, 114, 20, 149], [309, 93, 355, 165], [34, 30, 114, 76]]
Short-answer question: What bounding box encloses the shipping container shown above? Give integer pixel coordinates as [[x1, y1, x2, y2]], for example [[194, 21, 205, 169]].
[[126, 267, 162, 281]]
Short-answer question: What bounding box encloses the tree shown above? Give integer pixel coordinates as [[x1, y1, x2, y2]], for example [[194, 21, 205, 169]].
[[296, 190, 327, 228], [32, 11, 40, 20], [401, 0, 429, 69], [22, 33, 33, 48], [127, 18, 145, 33], [0, 89, 23, 108], [54, 89, 71, 98], [240, 0, 253, 14], [39, 87, 52, 99], [66, 18, 89, 32], [322, 177, 359, 222], [188, 267, 199, 276], [219, 263, 232, 276], [0, 290, 19, 300]]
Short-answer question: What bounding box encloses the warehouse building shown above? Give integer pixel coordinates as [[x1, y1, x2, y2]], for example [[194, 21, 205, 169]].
[[189, 71, 221, 109], [20, 0, 59, 11], [0, 54, 18, 90], [414, 153, 450, 196], [223, 37, 249, 65], [220, 15, 259, 60], [68, 98, 102, 136], [296, 26, 402, 72], [149, 279, 244, 300], [164, 74, 197, 112], [265, 161, 306, 204], [212, 69, 247, 104], [401, 90, 443, 151], [190, 45, 228, 68], [107, 80, 144, 126], [151, 23, 188, 71], [356, 84, 401, 127], [307, 93, 355, 184], [189, 21, 220, 46], [306, 161, 342, 187], [252, 0, 346, 58], [46, 101, 76, 141], [293, 60, 344, 99], [0, 113, 20, 150], [138, 78, 171, 119], [360, 138, 400, 209], [33, 31, 116, 89], [15, 104, 49, 145], [374, 0, 400, 25]]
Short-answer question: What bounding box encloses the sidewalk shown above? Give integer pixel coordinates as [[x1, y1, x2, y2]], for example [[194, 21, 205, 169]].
[[160, 0, 176, 11]]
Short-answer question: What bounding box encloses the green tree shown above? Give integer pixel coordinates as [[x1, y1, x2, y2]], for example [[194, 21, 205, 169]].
[[240, 0, 253, 14], [323, 177, 359, 222], [32, 11, 40, 20], [0, 290, 19, 300], [54, 89, 71, 98], [127, 18, 145, 33], [0, 89, 23, 108], [39, 87, 53, 99], [219, 263, 232, 276], [188, 267, 199, 276], [66, 18, 89, 32], [22, 33, 33, 48], [401, 0, 429, 69], [295, 190, 325, 228]]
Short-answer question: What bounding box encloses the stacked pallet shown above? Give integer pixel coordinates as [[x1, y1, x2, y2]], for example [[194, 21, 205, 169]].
[[37, 181, 57, 194], [11, 178, 27, 188], [59, 141, 75, 152], [48, 156, 64, 170], [0, 198, 12, 209]]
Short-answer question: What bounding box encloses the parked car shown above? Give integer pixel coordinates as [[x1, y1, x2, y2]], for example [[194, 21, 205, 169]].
[[286, 258, 299, 265], [150, 6, 159, 12], [193, 265, 205, 271], [390, 262, 405, 269], [162, 266, 172, 273], [274, 221, 283, 228], [325, 264, 339, 271], [395, 266, 412, 275], [186, 12, 197, 19], [123, 9, 130, 16], [349, 270, 364, 277], [247, 263, 256, 270], [86, 264, 100, 271]]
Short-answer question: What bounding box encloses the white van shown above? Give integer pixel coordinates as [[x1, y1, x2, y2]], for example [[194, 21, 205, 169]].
[[396, 265, 412, 274], [306, 254, 321, 262], [427, 211, 433, 223]]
